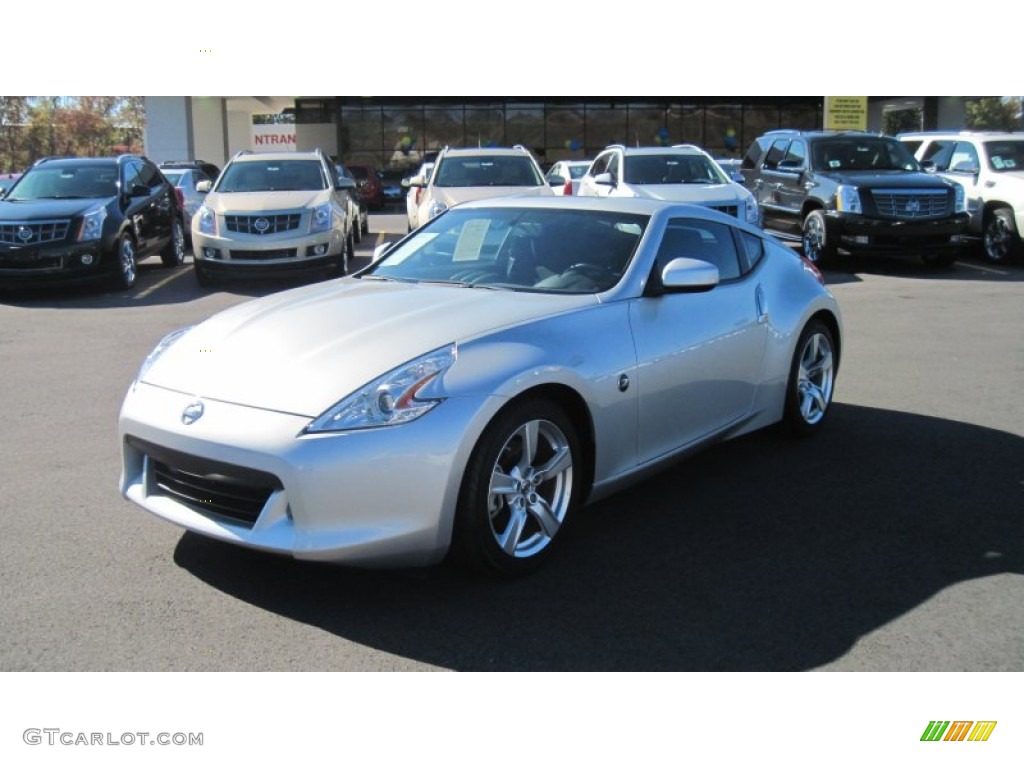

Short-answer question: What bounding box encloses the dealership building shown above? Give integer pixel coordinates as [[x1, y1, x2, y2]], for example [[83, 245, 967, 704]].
[[143, 96, 973, 173]]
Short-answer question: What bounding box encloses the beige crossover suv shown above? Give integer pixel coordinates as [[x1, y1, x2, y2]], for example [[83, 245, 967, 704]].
[[192, 148, 356, 285]]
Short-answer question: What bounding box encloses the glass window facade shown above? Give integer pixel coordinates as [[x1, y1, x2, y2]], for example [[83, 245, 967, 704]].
[[300, 98, 823, 172]]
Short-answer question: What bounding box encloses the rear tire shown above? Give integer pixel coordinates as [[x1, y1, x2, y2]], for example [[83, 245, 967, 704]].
[[112, 235, 138, 290], [160, 219, 186, 267]]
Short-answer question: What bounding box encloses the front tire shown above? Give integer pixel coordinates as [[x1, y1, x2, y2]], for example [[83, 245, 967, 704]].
[[983, 207, 1020, 263], [781, 320, 836, 437], [452, 399, 581, 577], [802, 209, 836, 267], [113, 235, 138, 290], [194, 260, 213, 288], [160, 219, 186, 267]]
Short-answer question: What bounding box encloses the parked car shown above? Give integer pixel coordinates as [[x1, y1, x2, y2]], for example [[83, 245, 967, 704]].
[[119, 196, 842, 577], [336, 163, 369, 243], [191, 148, 355, 285], [545, 160, 592, 195], [404, 161, 434, 231], [0, 155, 184, 290], [577, 144, 759, 226], [157, 166, 213, 245], [158, 159, 221, 182], [407, 145, 553, 226], [379, 167, 407, 206], [898, 131, 1024, 262], [742, 130, 968, 267], [346, 162, 385, 210]]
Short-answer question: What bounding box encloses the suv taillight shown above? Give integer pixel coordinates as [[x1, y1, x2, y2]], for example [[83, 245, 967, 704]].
[[563, 179, 572, 196], [174, 188, 185, 211]]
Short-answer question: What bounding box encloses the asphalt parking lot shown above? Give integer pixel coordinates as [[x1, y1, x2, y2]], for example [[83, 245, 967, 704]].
[[1, 212, 1021, 671]]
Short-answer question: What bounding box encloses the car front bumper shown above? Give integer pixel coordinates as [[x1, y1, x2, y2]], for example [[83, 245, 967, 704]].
[[192, 226, 343, 273], [0, 239, 114, 285], [829, 211, 969, 254], [119, 381, 497, 567]]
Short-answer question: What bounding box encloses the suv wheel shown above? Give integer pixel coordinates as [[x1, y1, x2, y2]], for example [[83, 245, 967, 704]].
[[983, 208, 1020, 263], [802, 210, 836, 267], [160, 219, 186, 267], [113, 235, 138, 290], [194, 260, 213, 288]]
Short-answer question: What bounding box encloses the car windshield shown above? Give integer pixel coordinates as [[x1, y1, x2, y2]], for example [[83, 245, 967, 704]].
[[433, 156, 544, 187], [624, 154, 728, 185], [161, 171, 184, 185], [812, 138, 921, 172], [215, 159, 327, 192], [983, 140, 1024, 173], [364, 207, 648, 294], [566, 164, 589, 179], [5, 164, 118, 200]]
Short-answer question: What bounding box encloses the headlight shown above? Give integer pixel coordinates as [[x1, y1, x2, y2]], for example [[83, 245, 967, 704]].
[[743, 193, 759, 225], [305, 344, 457, 433], [952, 182, 966, 213], [310, 202, 333, 233], [76, 205, 107, 241], [836, 185, 862, 214], [134, 327, 191, 388], [427, 199, 448, 220], [197, 205, 217, 235]]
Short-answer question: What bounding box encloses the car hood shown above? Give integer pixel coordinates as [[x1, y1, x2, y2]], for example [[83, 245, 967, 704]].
[[813, 170, 954, 189], [207, 190, 327, 213], [144, 278, 597, 416], [434, 186, 554, 208], [0, 197, 112, 221], [629, 183, 745, 203]]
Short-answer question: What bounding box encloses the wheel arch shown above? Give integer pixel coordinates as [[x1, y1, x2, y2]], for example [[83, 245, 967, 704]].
[[807, 308, 842, 373]]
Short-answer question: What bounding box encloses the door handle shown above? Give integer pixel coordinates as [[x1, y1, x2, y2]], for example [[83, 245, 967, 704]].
[[755, 285, 768, 324]]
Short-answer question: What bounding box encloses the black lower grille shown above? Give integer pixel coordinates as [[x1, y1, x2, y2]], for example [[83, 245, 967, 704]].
[[0, 255, 63, 270], [230, 248, 297, 261], [128, 437, 281, 528]]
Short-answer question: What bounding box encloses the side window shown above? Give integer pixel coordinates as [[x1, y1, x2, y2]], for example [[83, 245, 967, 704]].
[[922, 140, 955, 171], [737, 231, 765, 273], [122, 160, 142, 192], [741, 136, 770, 170], [948, 142, 980, 173], [762, 139, 791, 171], [656, 218, 742, 281], [137, 161, 162, 191], [607, 153, 621, 180], [589, 154, 610, 177], [324, 161, 339, 187], [781, 139, 806, 170]]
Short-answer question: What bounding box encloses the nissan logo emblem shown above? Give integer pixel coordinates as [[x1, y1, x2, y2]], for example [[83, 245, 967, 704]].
[[17, 226, 33, 242], [181, 401, 205, 425], [253, 217, 270, 233]]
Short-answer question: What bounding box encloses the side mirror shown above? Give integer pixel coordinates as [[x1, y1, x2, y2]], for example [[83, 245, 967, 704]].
[[336, 177, 356, 190], [372, 242, 393, 263], [950, 160, 979, 174], [594, 172, 616, 186], [195, 180, 213, 193], [406, 176, 424, 188], [547, 174, 566, 186], [660, 257, 719, 293]]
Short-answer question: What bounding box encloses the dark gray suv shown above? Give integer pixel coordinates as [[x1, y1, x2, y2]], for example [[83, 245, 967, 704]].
[[742, 130, 969, 267]]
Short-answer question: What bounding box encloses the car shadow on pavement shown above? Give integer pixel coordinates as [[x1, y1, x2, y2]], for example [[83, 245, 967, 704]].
[[173, 402, 1023, 671]]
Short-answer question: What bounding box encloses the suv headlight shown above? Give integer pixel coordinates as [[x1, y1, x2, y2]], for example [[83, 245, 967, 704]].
[[952, 182, 966, 213], [197, 205, 217, 235], [743, 192, 759, 225], [836, 185, 862, 214], [305, 344, 457, 433], [310, 202, 333, 233], [427, 199, 448, 220], [76, 204, 107, 242]]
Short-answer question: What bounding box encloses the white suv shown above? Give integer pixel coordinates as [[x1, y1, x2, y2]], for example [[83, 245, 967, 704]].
[[192, 149, 356, 284], [899, 131, 1024, 262], [408, 145, 554, 225], [577, 144, 759, 225]]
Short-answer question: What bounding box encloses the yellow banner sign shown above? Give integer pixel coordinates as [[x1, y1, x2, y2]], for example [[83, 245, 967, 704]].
[[824, 96, 868, 131]]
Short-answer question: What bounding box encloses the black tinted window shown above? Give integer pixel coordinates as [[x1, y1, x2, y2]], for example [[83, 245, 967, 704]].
[[657, 219, 742, 281], [762, 140, 790, 171]]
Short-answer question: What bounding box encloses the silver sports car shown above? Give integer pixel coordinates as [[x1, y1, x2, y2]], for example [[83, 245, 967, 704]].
[[119, 197, 841, 576]]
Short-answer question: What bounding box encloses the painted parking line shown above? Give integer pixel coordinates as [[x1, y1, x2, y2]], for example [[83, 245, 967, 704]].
[[134, 265, 192, 299], [375, 231, 387, 247], [956, 261, 1011, 276]]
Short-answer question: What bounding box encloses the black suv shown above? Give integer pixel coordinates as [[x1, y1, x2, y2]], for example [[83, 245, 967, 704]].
[[742, 130, 968, 266], [0, 155, 185, 290]]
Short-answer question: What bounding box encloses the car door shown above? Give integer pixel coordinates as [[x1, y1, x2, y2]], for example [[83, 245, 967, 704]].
[[120, 159, 155, 252], [140, 160, 174, 252], [629, 217, 768, 462], [943, 141, 983, 226], [578, 152, 611, 197], [756, 138, 802, 237]]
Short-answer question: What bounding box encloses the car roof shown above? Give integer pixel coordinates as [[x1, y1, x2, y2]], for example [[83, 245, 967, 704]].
[[232, 151, 319, 163], [440, 147, 536, 158], [35, 157, 119, 167], [609, 145, 708, 156], [898, 130, 1024, 139]]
